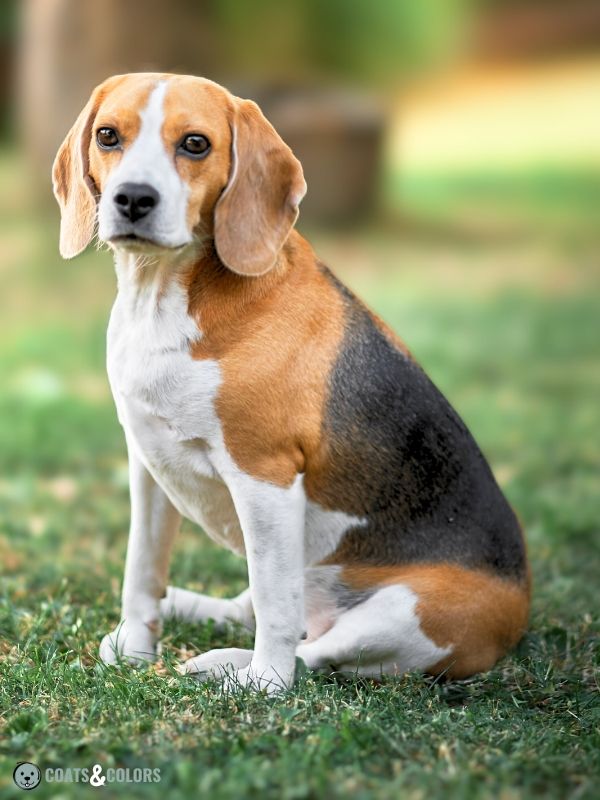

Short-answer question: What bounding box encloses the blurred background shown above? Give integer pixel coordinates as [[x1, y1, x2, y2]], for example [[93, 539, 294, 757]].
[[1, 0, 599, 689]]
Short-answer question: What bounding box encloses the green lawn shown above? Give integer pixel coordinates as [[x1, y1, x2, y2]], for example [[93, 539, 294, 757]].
[[1, 152, 599, 798]]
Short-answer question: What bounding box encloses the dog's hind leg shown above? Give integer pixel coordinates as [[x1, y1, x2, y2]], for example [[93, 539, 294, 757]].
[[160, 586, 254, 630], [296, 564, 529, 679], [296, 582, 452, 677]]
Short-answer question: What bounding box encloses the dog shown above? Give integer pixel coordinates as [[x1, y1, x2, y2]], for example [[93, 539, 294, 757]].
[[53, 73, 530, 693]]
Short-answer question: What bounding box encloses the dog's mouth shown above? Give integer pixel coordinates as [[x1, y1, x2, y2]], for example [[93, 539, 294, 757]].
[[109, 234, 189, 253]]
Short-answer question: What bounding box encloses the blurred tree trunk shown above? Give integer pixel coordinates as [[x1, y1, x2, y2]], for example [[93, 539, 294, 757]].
[[18, 0, 219, 201]]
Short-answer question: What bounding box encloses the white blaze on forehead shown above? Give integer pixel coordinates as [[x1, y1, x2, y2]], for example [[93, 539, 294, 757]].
[[120, 81, 170, 182], [98, 79, 191, 247]]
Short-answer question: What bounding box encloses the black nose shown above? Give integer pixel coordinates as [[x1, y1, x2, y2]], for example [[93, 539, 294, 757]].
[[113, 183, 159, 222]]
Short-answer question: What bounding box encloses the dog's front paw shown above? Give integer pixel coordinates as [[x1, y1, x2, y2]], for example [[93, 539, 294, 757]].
[[178, 649, 295, 695], [99, 619, 159, 666], [224, 662, 295, 696], [178, 647, 253, 680]]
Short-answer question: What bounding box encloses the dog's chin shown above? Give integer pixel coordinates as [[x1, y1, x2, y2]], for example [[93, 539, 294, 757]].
[[107, 233, 190, 255]]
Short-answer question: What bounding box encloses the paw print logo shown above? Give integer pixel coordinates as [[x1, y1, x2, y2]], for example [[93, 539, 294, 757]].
[[13, 762, 42, 791]]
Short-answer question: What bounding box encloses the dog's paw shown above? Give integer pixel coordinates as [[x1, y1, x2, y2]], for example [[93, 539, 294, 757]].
[[178, 649, 296, 695], [223, 663, 294, 696], [178, 647, 253, 680], [99, 620, 159, 666]]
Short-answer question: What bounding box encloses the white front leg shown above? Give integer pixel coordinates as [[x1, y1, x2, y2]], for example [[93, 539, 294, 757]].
[[226, 473, 306, 693], [100, 443, 181, 664]]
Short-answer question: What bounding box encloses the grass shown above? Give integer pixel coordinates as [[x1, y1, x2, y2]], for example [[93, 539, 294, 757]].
[[387, 168, 600, 243], [1, 149, 599, 798]]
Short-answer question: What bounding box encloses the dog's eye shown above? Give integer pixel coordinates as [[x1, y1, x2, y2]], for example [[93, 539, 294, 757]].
[[179, 134, 211, 158], [96, 127, 120, 149]]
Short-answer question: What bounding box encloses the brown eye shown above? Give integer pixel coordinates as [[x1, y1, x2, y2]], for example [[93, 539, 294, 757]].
[[96, 127, 120, 149], [179, 134, 211, 158]]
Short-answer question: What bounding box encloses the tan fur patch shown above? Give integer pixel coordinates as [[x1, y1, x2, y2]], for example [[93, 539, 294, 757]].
[[188, 231, 346, 486], [341, 563, 530, 678]]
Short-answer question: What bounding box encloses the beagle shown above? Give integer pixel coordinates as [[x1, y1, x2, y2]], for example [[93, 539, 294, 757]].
[[53, 73, 529, 693]]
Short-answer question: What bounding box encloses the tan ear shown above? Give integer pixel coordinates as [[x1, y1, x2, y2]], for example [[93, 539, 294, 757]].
[[52, 89, 101, 259], [214, 99, 306, 276]]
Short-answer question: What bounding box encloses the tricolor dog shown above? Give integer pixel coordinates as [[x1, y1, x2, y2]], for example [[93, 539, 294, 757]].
[[53, 73, 530, 693]]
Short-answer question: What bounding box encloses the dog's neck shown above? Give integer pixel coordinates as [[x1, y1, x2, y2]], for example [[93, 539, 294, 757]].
[[185, 231, 317, 346], [112, 241, 203, 298], [111, 230, 311, 330]]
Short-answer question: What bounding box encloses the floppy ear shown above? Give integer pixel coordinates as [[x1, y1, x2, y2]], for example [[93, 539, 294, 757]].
[[52, 89, 102, 259], [214, 98, 306, 276]]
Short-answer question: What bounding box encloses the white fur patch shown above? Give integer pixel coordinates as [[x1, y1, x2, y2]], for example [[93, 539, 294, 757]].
[[107, 252, 243, 548], [296, 583, 453, 676], [305, 503, 366, 565]]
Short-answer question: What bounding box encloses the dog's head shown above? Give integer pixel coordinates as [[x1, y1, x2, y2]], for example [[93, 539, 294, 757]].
[[52, 73, 306, 276]]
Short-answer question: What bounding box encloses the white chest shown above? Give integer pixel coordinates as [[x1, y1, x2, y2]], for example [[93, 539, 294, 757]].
[[106, 262, 245, 554]]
